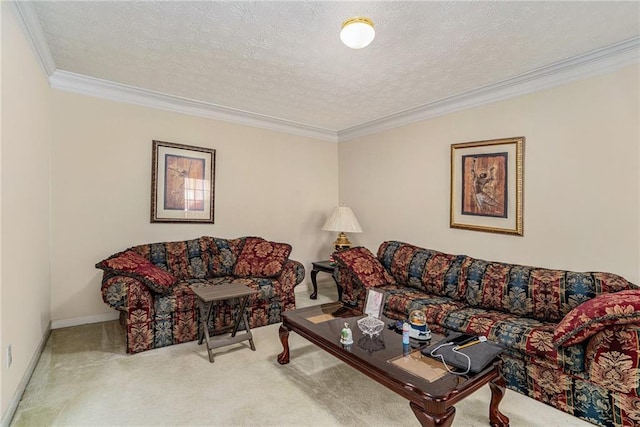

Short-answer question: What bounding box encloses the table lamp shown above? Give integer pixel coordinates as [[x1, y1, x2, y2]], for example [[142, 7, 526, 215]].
[[322, 206, 363, 251]]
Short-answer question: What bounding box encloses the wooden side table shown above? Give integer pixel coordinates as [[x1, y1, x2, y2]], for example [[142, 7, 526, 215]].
[[310, 260, 342, 301], [190, 282, 258, 363]]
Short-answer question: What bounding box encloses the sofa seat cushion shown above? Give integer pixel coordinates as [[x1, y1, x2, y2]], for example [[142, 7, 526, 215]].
[[554, 289, 640, 347], [463, 257, 633, 322], [96, 250, 177, 294], [189, 276, 280, 301], [377, 241, 466, 299], [151, 276, 280, 317], [441, 307, 585, 373], [382, 286, 466, 327], [189, 276, 284, 329], [233, 237, 292, 278]]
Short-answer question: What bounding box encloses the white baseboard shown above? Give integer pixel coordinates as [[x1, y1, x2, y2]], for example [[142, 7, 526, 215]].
[[52, 285, 329, 329], [295, 277, 337, 294], [51, 286, 327, 330], [294, 281, 313, 295], [0, 323, 51, 427], [51, 312, 119, 329]]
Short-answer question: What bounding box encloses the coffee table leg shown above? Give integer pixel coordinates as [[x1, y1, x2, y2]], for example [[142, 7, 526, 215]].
[[489, 375, 510, 427], [410, 402, 455, 427], [277, 324, 291, 364]]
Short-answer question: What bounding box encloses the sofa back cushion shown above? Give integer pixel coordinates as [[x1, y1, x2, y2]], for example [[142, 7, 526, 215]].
[[201, 236, 245, 276], [130, 238, 209, 280], [233, 237, 292, 278], [377, 241, 467, 300], [463, 257, 634, 322]]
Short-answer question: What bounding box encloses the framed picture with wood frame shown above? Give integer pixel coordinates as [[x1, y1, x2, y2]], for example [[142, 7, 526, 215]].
[[450, 137, 524, 235], [151, 140, 216, 223]]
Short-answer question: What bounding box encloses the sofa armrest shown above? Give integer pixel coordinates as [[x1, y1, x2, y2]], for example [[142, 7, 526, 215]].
[[101, 273, 154, 316], [553, 289, 640, 347], [275, 259, 305, 294], [95, 250, 177, 295], [334, 266, 366, 309], [333, 247, 396, 310], [585, 325, 640, 396]]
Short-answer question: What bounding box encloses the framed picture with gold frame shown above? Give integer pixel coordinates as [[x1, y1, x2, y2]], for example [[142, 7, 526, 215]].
[[450, 137, 524, 235], [151, 140, 216, 223]]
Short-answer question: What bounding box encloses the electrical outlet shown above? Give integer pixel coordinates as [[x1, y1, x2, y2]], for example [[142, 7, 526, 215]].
[[7, 345, 12, 368]]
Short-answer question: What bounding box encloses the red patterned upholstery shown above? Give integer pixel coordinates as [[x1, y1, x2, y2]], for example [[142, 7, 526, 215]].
[[99, 236, 304, 354], [201, 237, 245, 277], [233, 237, 292, 278], [96, 250, 177, 294], [334, 247, 396, 287], [334, 240, 640, 427], [586, 326, 640, 397], [377, 241, 467, 299], [383, 287, 466, 329], [553, 289, 640, 347], [333, 247, 396, 306], [463, 258, 632, 322]]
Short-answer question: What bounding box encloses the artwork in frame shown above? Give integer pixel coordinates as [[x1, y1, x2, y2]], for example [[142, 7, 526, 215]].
[[151, 140, 216, 223], [450, 137, 524, 235]]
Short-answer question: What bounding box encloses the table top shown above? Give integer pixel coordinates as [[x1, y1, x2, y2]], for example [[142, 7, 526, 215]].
[[190, 282, 257, 302], [312, 260, 335, 269], [281, 302, 501, 400]]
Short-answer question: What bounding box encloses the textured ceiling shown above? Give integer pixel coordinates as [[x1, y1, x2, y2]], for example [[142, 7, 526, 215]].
[[31, 1, 640, 132]]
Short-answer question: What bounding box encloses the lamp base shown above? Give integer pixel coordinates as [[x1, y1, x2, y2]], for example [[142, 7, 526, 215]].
[[332, 232, 352, 251]]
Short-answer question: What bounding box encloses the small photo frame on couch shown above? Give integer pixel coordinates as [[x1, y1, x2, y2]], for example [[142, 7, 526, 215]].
[[364, 289, 385, 318]]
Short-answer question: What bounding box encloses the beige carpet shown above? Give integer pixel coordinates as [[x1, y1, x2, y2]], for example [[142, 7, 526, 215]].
[[10, 283, 592, 427]]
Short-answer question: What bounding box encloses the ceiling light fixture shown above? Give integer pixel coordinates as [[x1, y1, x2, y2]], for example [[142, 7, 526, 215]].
[[340, 17, 375, 49]]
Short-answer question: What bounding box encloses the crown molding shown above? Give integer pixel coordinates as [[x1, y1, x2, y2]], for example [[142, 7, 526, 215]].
[[338, 37, 640, 142], [9, 1, 56, 76], [12, 0, 337, 142], [13, 1, 638, 143], [49, 71, 338, 142]]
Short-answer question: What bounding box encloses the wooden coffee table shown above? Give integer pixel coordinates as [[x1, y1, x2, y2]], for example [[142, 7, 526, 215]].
[[277, 302, 509, 427]]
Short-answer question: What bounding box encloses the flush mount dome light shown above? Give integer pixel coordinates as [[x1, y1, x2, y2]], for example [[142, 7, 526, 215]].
[[340, 16, 375, 49]]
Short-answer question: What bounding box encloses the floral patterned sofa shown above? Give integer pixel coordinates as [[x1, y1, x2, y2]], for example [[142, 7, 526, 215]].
[[96, 236, 305, 354], [334, 241, 640, 427]]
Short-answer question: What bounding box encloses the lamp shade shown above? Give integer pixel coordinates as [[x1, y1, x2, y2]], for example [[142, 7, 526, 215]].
[[322, 206, 363, 233], [340, 17, 375, 49]]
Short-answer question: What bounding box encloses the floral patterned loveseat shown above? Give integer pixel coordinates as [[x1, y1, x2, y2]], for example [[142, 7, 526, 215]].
[[97, 236, 305, 354], [334, 241, 640, 427]]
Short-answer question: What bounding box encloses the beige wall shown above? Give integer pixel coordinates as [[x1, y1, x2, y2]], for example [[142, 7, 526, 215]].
[[339, 64, 640, 284], [49, 91, 339, 324], [1, 3, 52, 418]]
